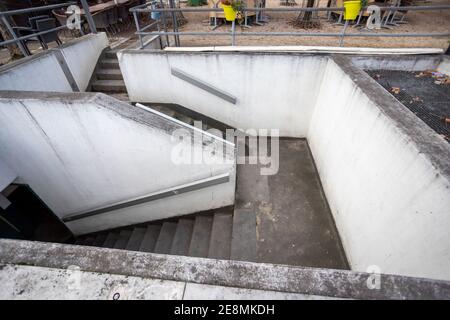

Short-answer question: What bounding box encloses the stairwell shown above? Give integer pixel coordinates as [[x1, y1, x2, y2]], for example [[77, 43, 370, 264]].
[[73, 208, 257, 262], [90, 49, 128, 102], [90, 49, 228, 137]]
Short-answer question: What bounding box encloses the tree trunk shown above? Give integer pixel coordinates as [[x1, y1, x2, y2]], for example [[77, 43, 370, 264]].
[[292, 0, 321, 29]]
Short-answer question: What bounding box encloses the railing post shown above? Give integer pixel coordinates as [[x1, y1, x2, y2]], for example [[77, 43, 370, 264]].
[[168, 0, 180, 47], [339, 20, 349, 47], [133, 11, 144, 49], [0, 16, 29, 56], [80, 0, 97, 34], [231, 20, 236, 46]]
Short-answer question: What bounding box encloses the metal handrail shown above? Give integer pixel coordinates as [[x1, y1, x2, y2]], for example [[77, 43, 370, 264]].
[[130, 4, 450, 48], [62, 172, 231, 222]]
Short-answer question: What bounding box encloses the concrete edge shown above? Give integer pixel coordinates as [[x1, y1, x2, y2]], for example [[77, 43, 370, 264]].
[[0, 90, 236, 156], [163, 46, 444, 55], [331, 55, 450, 179], [0, 239, 449, 300], [0, 33, 107, 74]]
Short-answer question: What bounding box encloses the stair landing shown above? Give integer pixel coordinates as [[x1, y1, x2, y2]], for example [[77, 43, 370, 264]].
[[236, 138, 348, 269]]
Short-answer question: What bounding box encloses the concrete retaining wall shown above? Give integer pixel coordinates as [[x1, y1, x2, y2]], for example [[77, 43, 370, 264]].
[[0, 159, 16, 192], [0, 33, 108, 93], [0, 92, 235, 235], [308, 56, 450, 281], [118, 51, 328, 137]]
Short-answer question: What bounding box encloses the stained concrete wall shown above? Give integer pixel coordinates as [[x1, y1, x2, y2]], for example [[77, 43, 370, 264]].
[[118, 51, 328, 137], [0, 92, 235, 235], [0, 158, 16, 192], [307, 56, 450, 281], [0, 33, 108, 92]]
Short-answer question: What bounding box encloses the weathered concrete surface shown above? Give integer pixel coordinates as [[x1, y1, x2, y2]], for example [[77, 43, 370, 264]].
[[183, 283, 337, 300], [118, 50, 328, 137], [236, 139, 348, 269], [438, 56, 450, 76], [0, 264, 333, 300], [0, 33, 108, 92], [308, 55, 450, 281], [0, 264, 184, 300], [0, 91, 235, 235], [1, 239, 449, 299]]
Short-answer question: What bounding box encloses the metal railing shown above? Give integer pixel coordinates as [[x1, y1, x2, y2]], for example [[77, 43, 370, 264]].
[[0, 0, 97, 57], [62, 172, 231, 222], [130, 4, 450, 48]]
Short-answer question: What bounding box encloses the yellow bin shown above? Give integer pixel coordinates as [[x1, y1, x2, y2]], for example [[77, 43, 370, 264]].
[[221, 4, 237, 22], [343, 0, 361, 20]]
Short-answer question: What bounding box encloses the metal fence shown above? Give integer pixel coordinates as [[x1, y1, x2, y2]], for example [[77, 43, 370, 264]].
[[129, 4, 450, 48], [0, 1, 97, 57]]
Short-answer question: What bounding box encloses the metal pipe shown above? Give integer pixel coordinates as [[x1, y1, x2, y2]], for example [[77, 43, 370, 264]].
[[0, 24, 67, 48], [231, 20, 236, 46], [0, 16, 29, 56], [168, 0, 180, 47], [130, 5, 450, 13], [80, 0, 97, 34], [135, 31, 450, 38], [133, 11, 144, 49], [339, 20, 349, 47]]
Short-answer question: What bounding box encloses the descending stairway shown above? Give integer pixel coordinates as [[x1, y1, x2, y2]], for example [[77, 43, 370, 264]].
[[89, 50, 230, 137], [72, 209, 257, 262], [90, 49, 128, 101]]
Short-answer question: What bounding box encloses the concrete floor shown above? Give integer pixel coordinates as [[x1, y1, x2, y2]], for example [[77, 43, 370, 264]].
[[236, 139, 349, 269]]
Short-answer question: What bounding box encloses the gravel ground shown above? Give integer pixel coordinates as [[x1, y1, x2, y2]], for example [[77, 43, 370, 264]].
[[176, 0, 450, 48]]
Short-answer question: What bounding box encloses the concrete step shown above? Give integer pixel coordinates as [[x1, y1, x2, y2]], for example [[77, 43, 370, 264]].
[[100, 59, 120, 69], [102, 232, 119, 248], [231, 209, 257, 262], [154, 222, 177, 254], [92, 233, 108, 247], [170, 219, 194, 256], [104, 50, 119, 60], [125, 227, 147, 251], [139, 224, 161, 252], [91, 80, 126, 93], [97, 69, 123, 81], [114, 229, 132, 249], [208, 213, 233, 260], [188, 215, 213, 258]]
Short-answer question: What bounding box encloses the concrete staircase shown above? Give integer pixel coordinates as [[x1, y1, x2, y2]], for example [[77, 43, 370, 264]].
[[72, 209, 257, 262], [90, 50, 128, 100]]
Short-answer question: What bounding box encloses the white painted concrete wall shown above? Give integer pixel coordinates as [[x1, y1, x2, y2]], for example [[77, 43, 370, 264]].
[[60, 33, 109, 91], [0, 33, 108, 92], [307, 58, 450, 281], [0, 53, 73, 92], [118, 51, 328, 137], [0, 94, 235, 235], [0, 158, 16, 192]]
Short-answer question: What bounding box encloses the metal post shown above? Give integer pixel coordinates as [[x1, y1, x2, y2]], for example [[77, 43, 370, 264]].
[[133, 11, 144, 49], [159, 0, 170, 47], [231, 20, 236, 46], [80, 0, 97, 34], [1, 16, 29, 56], [339, 19, 348, 47], [168, 0, 180, 47]]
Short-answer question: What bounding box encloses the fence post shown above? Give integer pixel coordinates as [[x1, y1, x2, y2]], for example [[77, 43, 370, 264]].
[[80, 0, 97, 34]]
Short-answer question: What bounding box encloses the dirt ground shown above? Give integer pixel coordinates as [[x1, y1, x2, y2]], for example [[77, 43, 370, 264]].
[[176, 0, 450, 48]]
